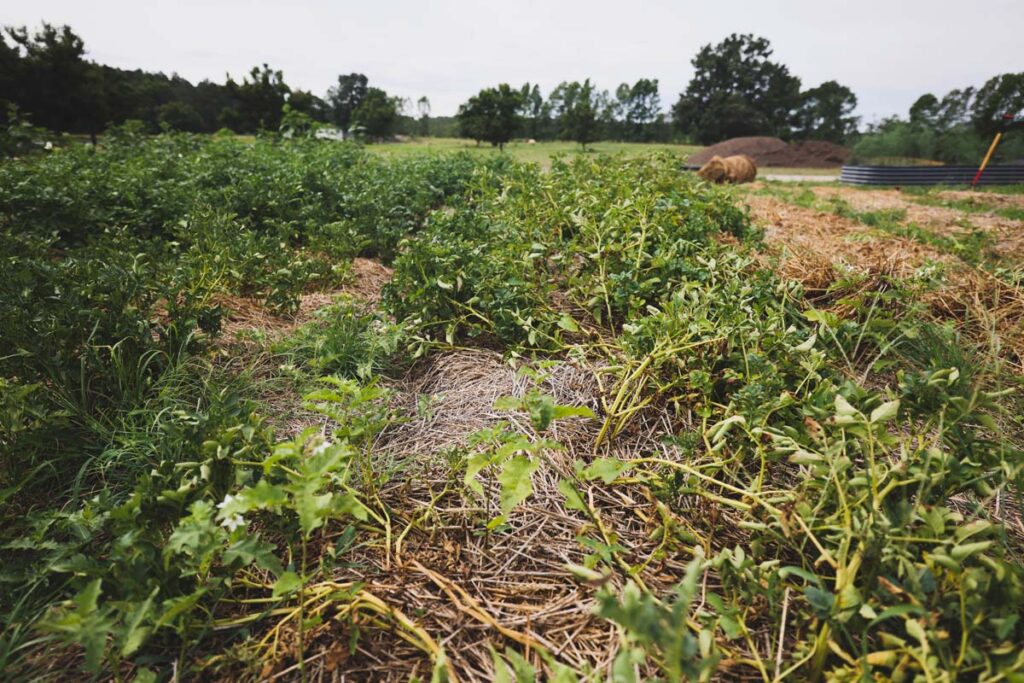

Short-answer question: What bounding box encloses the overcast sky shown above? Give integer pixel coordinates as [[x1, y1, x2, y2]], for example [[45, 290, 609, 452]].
[[3, 0, 1022, 123]]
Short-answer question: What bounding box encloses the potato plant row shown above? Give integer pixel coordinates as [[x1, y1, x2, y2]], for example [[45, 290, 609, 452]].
[[1, 136, 1022, 680]]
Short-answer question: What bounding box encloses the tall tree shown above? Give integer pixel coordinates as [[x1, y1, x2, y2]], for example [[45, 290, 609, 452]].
[[288, 89, 329, 122], [416, 96, 431, 136], [456, 84, 523, 150], [673, 33, 801, 143], [909, 93, 941, 128], [3, 24, 105, 137], [972, 73, 1024, 137], [157, 101, 203, 132], [224, 64, 290, 132], [518, 83, 551, 140], [352, 87, 399, 139], [327, 73, 368, 137], [792, 80, 859, 143], [618, 78, 661, 141], [554, 79, 599, 148]]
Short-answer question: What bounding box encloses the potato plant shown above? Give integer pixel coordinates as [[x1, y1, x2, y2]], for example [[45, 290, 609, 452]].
[[1, 136, 1021, 681]]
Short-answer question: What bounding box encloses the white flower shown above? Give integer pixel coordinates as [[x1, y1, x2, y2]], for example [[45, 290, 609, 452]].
[[311, 439, 332, 457], [221, 514, 246, 532], [217, 494, 236, 511]]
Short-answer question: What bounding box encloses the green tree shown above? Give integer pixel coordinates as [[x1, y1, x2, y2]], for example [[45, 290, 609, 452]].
[[3, 24, 106, 138], [157, 101, 203, 132], [617, 78, 661, 141], [456, 84, 524, 150], [416, 96, 431, 136], [556, 79, 600, 149], [327, 73, 368, 137], [352, 87, 400, 140], [972, 73, 1024, 137], [909, 93, 941, 128], [673, 33, 801, 143], [288, 89, 329, 122], [225, 64, 290, 132], [518, 83, 551, 140], [792, 80, 859, 143], [935, 88, 975, 131]]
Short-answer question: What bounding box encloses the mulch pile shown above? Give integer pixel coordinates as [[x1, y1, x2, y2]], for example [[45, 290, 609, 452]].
[[689, 136, 851, 168]]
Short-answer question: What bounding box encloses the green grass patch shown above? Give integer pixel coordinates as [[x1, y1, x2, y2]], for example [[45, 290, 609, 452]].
[[369, 136, 704, 167]]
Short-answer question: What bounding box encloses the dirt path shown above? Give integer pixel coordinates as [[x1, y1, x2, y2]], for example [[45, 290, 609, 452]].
[[760, 172, 838, 182]]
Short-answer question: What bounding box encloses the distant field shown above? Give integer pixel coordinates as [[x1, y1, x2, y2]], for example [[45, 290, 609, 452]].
[[369, 136, 705, 166]]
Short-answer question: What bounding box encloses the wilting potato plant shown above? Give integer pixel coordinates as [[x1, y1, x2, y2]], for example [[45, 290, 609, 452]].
[[1, 133, 1021, 681]]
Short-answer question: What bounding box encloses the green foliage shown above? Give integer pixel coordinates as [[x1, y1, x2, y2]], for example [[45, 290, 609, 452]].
[[282, 297, 405, 379], [0, 136, 504, 677], [385, 153, 753, 346], [615, 78, 663, 142], [673, 33, 802, 143], [353, 87, 402, 140], [0, 104, 56, 157], [327, 73, 368, 134], [791, 80, 859, 143], [854, 74, 1024, 164], [551, 79, 601, 148], [222, 63, 290, 132], [598, 559, 719, 683], [2, 129, 1023, 682], [456, 83, 524, 150]]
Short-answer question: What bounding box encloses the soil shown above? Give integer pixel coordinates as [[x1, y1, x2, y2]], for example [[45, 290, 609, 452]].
[[689, 136, 851, 168]]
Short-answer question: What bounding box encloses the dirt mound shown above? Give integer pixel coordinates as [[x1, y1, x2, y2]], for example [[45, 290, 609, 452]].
[[689, 136, 851, 168]]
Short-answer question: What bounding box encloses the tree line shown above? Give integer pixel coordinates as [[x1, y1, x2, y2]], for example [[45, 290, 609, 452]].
[[852, 75, 1024, 163], [457, 34, 861, 149], [456, 33, 1020, 153], [0, 23, 409, 139], [2, 23, 1021, 156]]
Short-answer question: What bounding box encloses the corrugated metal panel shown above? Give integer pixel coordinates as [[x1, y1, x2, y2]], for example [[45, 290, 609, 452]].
[[840, 165, 1024, 186]]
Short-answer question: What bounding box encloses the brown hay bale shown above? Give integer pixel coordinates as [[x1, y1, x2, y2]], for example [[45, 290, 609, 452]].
[[697, 155, 757, 184]]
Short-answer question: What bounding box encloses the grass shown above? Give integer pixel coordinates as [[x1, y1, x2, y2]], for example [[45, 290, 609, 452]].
[[899, 186, 1024, 221], [368, 136, 705, 167], [749, 182, 998, 266], [759, 167, 841, 178]]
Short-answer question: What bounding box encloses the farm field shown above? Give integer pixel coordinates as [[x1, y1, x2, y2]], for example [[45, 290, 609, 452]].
[[370, 138, 842, 179], [369, 136, 705, 167], [2, 135, 1024, 682]]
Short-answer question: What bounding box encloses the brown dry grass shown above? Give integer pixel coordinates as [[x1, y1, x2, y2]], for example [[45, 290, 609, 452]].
[[219, 258, 394, 342], [744, 194, 950, 294], [935, 189, 1024, 210], [809, 186, 1024, 260], [244, 349, 755, 682], [744, 194, 1024, 371]]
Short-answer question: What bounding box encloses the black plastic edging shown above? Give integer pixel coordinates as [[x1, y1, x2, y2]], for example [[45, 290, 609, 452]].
[[840, 165, 1024, 186]]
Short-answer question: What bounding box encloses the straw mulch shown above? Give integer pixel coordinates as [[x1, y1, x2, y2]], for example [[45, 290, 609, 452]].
[[745, 194, 1024, 372], [809, 186, 1024, 261], [249, 348, 754, 682], [745, 194, 950, 292], [219, 258, 394, 341], [934, 189, 1024, 211]]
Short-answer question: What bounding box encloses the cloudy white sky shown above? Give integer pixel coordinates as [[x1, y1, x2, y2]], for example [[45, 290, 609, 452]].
[[3, 0, 1022, 123]]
